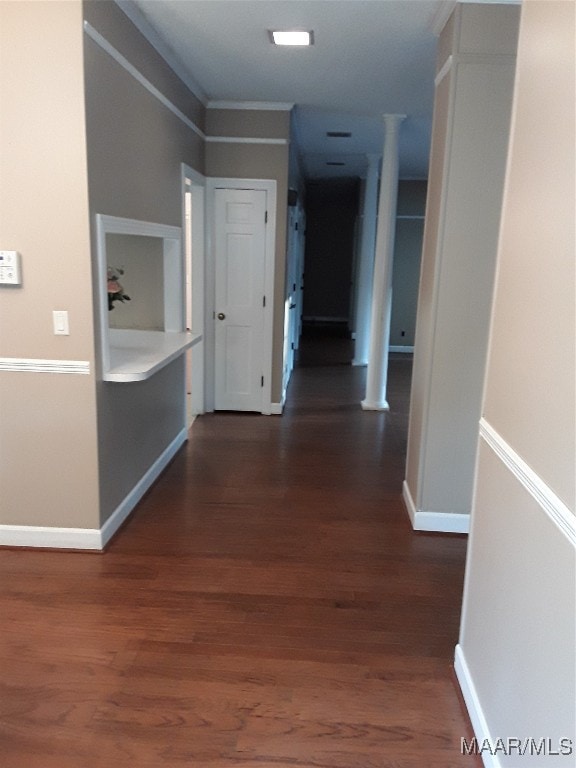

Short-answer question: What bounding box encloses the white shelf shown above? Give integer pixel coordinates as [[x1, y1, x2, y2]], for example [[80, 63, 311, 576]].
[[105, 329, 201, 382]]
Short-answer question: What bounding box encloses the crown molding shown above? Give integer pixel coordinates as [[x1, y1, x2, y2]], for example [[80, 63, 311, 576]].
[[114, 0, 208, 106], [208, 101, 294, 112], [429, 0, 457, 36]]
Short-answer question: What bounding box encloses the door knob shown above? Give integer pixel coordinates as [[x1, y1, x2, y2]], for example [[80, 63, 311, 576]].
[[217, 312, 226, 320]]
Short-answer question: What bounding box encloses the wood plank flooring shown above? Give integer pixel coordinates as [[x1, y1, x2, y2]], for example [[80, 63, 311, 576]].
[[0, 332, 480, 767]]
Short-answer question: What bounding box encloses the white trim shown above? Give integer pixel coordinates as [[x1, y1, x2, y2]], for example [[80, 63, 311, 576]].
[[389, 345, 414, 353], [100, 428, 187, 548], [454, 644, 499, 768], [206, 178, 277, 416], [0, 358, 90, 374], [0, 525, 102, 550], [96, 214, 183, 377], [402, 481, 470, 533], [96, 215, 181, 241], [269, 395, 286, 415], [181, 164, 207, 417], [479, 418, 576, 545], [361, 399, 390, 412], [114, 0, 208, 105], [208, 101, 294, 112], [0, 428, 187, 551], [84, 21, 205, 141], [429, 0, 458, 36], [206, 136, 288, 146], [435, 55, 454, 87]]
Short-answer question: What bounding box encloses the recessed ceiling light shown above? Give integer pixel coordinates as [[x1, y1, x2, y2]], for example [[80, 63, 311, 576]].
[[270, 30, 314, 46]]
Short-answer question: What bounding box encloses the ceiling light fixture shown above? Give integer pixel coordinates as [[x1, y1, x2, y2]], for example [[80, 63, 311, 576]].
[[270, 30, 313, 46]]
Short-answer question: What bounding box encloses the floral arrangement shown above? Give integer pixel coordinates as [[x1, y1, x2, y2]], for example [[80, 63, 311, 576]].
[[107, 266, 131, 311]]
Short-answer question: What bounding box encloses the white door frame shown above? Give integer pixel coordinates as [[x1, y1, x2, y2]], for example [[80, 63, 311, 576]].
[[206, 177, 277, 415], [181, 163, 206, 417]]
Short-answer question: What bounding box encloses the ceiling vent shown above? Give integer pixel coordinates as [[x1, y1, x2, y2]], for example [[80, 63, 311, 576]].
[[326, 161, 345, 166], [326, 131, 352, 138]]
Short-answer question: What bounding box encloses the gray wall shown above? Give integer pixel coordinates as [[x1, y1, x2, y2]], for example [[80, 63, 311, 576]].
[[83, 0, 205, 526], [458, 1, 575, 759], [405, 4, 519, 525], [390, 180, 426, 347], [303, 178, 360, 324]]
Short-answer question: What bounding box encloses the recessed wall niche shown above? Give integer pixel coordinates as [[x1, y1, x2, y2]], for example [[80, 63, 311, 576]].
[[106, 234, 164, 331], [96, 215, 200, 382]]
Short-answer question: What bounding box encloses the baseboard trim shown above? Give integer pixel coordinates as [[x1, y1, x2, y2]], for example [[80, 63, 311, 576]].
[[454, 644, 499, 768], [402, 481, 470, 533], [100, 428, 187, 548], [389, 345, 414, 353], [269, 397, 285, 415], [0, 429, 187, 551], [0, 525, 102, 550]]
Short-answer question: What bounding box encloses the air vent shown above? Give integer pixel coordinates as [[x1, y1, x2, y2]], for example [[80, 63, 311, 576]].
[[326, 131, 352, 138], [326, 161, 345, 166]]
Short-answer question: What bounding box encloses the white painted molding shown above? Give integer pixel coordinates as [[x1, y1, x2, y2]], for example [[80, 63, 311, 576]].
[[361, 399, 390, 412], [402, 481, 470, 533], [429, 0, 457, 36], [84, 21, 205, 141], [208, 101, 294, 112], [269, 396, 285, 415], [100, 427, 187, 547], [206, 136, 288, 146], [0, 429, 187, 551], [435, 55, 454, 87], [0, 525, 102, 550], [115, 0, 208, 105], [479, 418, 576, 546], [0, 358, 90, 375], [454, 644, 500, 768], [389, 345, 414, 353]]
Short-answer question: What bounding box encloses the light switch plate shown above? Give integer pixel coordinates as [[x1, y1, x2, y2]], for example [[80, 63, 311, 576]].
[[53, 310, 70, 335], [0, 250, 22, 285]]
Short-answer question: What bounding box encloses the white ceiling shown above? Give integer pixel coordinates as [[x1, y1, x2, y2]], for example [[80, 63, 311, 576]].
[[121, 0, 459, 180]]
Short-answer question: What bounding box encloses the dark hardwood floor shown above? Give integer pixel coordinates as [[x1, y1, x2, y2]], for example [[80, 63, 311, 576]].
[[0, 328, 480, 767]]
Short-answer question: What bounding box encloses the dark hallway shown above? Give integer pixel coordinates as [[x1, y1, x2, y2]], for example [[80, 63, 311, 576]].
[[0, 331, 478, 767]]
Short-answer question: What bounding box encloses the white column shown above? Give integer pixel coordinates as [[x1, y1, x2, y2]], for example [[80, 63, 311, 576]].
[[352, 154, 380, 366], [362, 114, 405, 411]]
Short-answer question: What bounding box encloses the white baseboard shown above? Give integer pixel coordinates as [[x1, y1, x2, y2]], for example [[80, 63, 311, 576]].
[[269, 401, 284, 415], [0, 428, 187, 551], [454, 644, 498, 768], [402, 481, 470, 533], [0, 525, 102, 550]]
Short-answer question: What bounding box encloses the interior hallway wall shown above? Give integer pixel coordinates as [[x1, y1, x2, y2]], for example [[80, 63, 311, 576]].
[[404, 3, 520, 531], [457, 2, 575, 761], [303, 178, 360, 326], [83, 0, 206, 527], [0, 0, 100, 531]]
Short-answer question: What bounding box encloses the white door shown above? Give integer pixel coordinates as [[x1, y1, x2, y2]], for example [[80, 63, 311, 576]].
[[214, 188, 267, 411]]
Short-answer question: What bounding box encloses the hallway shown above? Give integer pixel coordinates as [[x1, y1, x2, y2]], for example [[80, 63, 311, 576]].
[[0, 335, 479, 767]]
